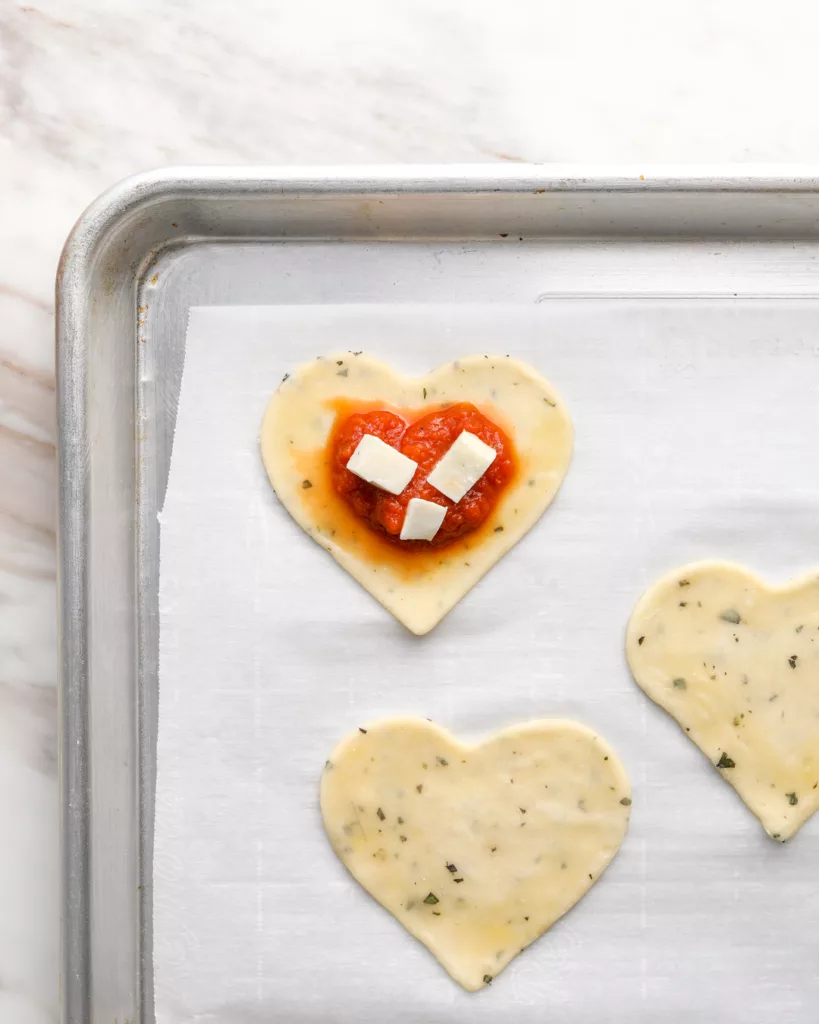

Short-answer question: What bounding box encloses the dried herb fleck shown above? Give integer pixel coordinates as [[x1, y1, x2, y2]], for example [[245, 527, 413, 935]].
[[543, 397, 557, 407], [796, 624, 804, 633], [423, 892, 439, 905], [789, 655, 798, 669], [301, 479, 313, 489], [678, 579, 691, 587], [483, 975, 493, 985], [679, 602, 688, 608], [454, 877, 464, 883], [446, 863, 457, 873], [638, 636, 645, 646], [436, 756, 449, 767], [376, 808, 385, 821], [416, 784, 423, 793], [720, 609, 742, 624], [716, 752, 736, 769], [673, 678, 687, 689], [620, 797, 632, 806], [358, 727, 368, 734], [494, 525, 504, 533], [787, 792, 799, 805], [422, 387, 427, 399]]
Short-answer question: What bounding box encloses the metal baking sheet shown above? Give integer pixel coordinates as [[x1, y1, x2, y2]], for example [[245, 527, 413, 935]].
[[57, 166, 819, 1024]]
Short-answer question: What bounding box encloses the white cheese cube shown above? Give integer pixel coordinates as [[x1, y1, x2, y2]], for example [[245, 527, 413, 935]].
[[426, 431, 497, 503], [400, 497, 447, 542], [346, 434, 417, 495]]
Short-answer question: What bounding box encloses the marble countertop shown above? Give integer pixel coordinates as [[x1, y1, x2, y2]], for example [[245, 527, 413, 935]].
[[3, 1, 819, 1019]]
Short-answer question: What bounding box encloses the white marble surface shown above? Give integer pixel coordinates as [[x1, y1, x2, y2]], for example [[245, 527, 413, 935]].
[[3, 0, 819, 1019]]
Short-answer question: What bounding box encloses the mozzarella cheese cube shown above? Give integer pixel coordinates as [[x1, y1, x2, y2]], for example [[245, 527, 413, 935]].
[[426, 431, 497, 503], [346, 434, 417, 495], [400, 497, 447, 541]]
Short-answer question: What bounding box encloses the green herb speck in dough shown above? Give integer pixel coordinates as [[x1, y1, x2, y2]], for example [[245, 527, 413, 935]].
[[787, 792, 799, 805], [679, 602, 688, 608], [483, 975, 493, 985], [716, 752, 736, 769], [436, 756, 449, 767], [416, 784, 423, 793], [301, 479, 313, 489], [376, 808, 385, 821], [494, 525, 504, 533], [720, 609, 742, 624], [796, 624, 804, 633], [423, 387, 427, 400], [399, 835, 407, 842], [454, 877, 464, 883], [620, 797, 632, 806], [423, 893, 439, 905], [446, 863, 457, 873], [789, 655, 798, 669], [673, 678, 687, 689], [678, 579, 691, 587], [638, 636, 645, 646]]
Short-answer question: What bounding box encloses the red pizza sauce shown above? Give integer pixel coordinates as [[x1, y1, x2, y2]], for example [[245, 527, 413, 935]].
[[329, 402, 516, 549]]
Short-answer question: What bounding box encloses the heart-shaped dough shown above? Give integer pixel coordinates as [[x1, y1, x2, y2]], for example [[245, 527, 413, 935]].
[[627, 561, 819, 840], [261, 354, 573, 634], [320, 718, 631, 990]]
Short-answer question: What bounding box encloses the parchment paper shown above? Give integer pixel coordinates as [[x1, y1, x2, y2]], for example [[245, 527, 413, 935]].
[[155, 303, 819, 1024]]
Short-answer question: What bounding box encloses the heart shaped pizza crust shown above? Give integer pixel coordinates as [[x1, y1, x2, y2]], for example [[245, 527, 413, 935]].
[[321, 718, 630, 990], [627, 561, 819, 840], [260, 354, 573, 634]]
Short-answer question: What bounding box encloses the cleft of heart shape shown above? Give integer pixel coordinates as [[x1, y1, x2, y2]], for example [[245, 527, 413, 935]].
[[320, 718, 631, 990], [627, 561, 819, 841], [260, 353, 573, 634]]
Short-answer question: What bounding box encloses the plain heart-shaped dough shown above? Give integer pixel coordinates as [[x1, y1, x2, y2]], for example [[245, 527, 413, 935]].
[[320, 718, 631, 990], [627, 561, 819, 841], [260, 353, 573, 634]]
